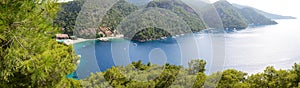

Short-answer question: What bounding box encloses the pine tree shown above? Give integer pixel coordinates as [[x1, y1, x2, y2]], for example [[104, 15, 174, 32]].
[[0, 0, 80, 87]]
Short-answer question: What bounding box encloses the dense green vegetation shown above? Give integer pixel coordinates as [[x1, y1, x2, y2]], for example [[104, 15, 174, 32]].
[[54, 0, 207, 41], [80, 60, 300, 88], [213, 0, 249, 29], [0, 0, 79, 87], [2, 0, 300, 87], [100, 0, 139, 32], [146, 0, 206, 32], [132, 27, 171, 42], [54, 0, 84, 35], [212, 0, 278, 30], [117, 0, 208, 41], [54, 0, 280, 40]]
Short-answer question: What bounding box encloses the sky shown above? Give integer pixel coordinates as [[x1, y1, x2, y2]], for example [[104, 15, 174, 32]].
[[210, 0, 300, 18], [58, 0, 300, 18]]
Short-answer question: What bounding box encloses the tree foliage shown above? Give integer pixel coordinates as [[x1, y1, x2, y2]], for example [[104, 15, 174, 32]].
[[0, 0, 79, 87], [213, 0, 248, 29], [54, 0, 84, 35], [132, 27, 171, 42], [54, 0, 207, 41], [146, 0, 206, 32], [100, 0, 139, 32], [188, 59, 206, 75], [81, 59, 300, 88]]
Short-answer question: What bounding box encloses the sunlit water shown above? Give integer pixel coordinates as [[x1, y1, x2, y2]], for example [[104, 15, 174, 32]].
[[74, 19, 300, 79], [224, 19, 300, 74]]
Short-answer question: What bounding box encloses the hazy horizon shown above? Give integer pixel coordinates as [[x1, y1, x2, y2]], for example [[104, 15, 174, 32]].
[[210, 0, 300, 18]]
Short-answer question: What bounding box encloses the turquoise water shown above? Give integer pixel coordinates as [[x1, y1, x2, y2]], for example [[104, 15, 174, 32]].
[[56, 39, 68, 43], [73, 19, 300, 79]]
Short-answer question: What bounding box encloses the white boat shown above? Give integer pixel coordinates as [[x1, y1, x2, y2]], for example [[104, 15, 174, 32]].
[[133, 43, 138, 47], [77, 60, 80, 64], [233, 28, 238, 32], [161, 37, 167, 39], [97, 38, 109, 42]]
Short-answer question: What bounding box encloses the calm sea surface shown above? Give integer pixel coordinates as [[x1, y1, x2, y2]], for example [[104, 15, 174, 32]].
[[74, 19, 300, 79]]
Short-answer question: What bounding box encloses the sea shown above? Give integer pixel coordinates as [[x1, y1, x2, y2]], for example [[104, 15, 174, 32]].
[[72, 19, 300, 79]]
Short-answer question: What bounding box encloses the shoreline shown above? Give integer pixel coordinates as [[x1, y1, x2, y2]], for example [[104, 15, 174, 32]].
[[71, 38, 96, 44], [57, 38, 96, 45]]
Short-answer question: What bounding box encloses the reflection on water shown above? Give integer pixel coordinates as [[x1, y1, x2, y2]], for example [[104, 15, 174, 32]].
[[224, 19, 300, 74]]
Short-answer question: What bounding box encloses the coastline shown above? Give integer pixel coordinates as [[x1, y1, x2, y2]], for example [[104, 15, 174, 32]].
[[72, 38, 96, 44], [57, 38, 96, 45]]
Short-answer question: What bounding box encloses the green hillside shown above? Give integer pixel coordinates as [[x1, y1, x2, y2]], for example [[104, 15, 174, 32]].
[[54, 0, 84, 35], [212, 0, 278, 30], [213, 0, 248, 29], [55, 0, 281, 38], [239, 7, 278, 25], [146, 0, 207, 32], [124, 0, 207, 41], [232, 3, 296, 19], [100, 0, 139, 32]]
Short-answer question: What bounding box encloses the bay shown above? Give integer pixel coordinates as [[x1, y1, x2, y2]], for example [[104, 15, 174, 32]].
[[74, 19, 300, 79]]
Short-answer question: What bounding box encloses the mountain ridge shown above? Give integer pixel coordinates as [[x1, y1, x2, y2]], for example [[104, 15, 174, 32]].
[[232, 3, 296, 19], [55, 0, 287, 40], [210, 0, 278, 30]]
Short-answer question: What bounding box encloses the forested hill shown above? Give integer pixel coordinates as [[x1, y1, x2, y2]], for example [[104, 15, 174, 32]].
[[55, 0, 207, 41], [239, 7, 277, 26], [213, 0, 248, 29], [232, 3, 297, 19], [100, 0, 139, 33], [127, 0, 207, 41], [54, 0, 84, 35], [55, 0, 281, 40], [212, 0, 277, 30], [54, 0, 139, 38], [146, 0, 206, 32], [102, 0, 207, 41]]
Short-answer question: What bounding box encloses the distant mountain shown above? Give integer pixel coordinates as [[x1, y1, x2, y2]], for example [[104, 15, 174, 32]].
[[213, 0, 248, 29], [146, 0, 206, 32], [55, 0, 208, 41], [232, 3, 296, 19], [239, 7, 277, 25], [126, 0, 208, 41], [211, 0, 278, 30], [55, 0, 285, 39]]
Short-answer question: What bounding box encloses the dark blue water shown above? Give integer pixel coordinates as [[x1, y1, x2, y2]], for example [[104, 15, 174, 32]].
[[74, 33, 221, 79], [76, 38, 181, 72], [74, 19, 300, 79]]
